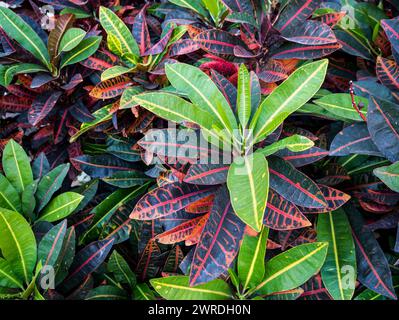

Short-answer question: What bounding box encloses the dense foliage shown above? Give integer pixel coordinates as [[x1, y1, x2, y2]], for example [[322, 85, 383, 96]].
[[0, 0, 398, 301]]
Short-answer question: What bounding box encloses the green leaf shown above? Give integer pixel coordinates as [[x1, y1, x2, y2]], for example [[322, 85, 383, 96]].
[[253, 242, 328, 296], [36, 164, 70, 212], [127, 92, 220, 132], [166, 63, 238, 133], [150, 275, 232, 300], [0, 7, 51, 70], [237, 64, 251, 128], [70, 104, 113, 142], [107, 251, 136, 289], [256, 135, 315, 157], [250, 59, 328, 143], [38, 220, 67, 268], [227, 153, 269, 232], [0, 258, 23, 289], [133, 283, 156, 300], [2, 63, 48, 87], [374, 162, 399, 192], [0, 174, 21, 212], [317, 209, 356, 300], [80, 184, 149, 243], [101, 66, 131, 81], [38, 192, 83, 222], [169, 0, 209, 18], [21, 181, 37, 220], [238, 227, 269, 291], [60, 36, 102, 69], [102, 171, 151, 188], [99, 6, 139, 57], [2, 139, 33, 193], [85, 285, 128, 300], [58, 27, 86, 53], [0, 208, 37, 286], [314, 93, 368, 121]]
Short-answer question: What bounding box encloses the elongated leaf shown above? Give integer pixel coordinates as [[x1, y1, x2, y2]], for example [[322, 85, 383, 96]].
[[381, 18, 399, 53], [169, 39, 201, 56], [47, 13, 75, 62], [250, 59, 328, 143], [190, 186, 245, 285], [282, 20, 336, 45], [330, 123, 381, 157], [85, 285, 128, 300], [264, 189, 311, 231], [317, 209, 356, 300], [0, 174, 21, 212], [54, 226, 76, 286], [166, 63, 238, 133], [99, 6, 139, 57], [101, 65, 131, 81], [59, 27, 86, 53], [155, 215, 204, 244], [314, 93, 368, 122], [81, 185, 148, 243], [60, 36, 102, 69], [299, 185, 351, 214], [128, 92, 219, 132], [38, 220, 67, 268], [70, 104, 113, 142], [38, 192, 83, 222], [150, 275, 232, 300], [0, 7, 50, 69], [103, 171, 151, 188], [36, 163, 70, 211], [60, 239, 114, 292], [72, 155, 134, 178], [268, 156, 327, 208], [28, 91, 62, 126], [0, 209, 37, 285], [346, 206, 397, 300], [257, 135, 314, 157], [271, 43, 341, 60], [374, 162, 399, 193], [2, 139, 33, 193], [184, 163, 229, 185], [89, 75, 132, 99], [107, 251, 136, 289], [0, 258, 23, 289], [130, 182, 215, 220], [367, 96, 399, 162], [275, 0, 321, 32], [236, 64, 251, 128], [227, 153, 269, 231], [238, 227, 269, 290], [254, 242, 328, 296]]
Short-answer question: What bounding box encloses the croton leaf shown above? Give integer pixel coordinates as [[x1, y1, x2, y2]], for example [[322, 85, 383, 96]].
[[253, 242, 328, 296], [28, 91, 62, 126], [346, 205, 397, 300], [189, 186, 246, 286], [150, 275, 232, 300], [376, 57, 399, 91], [374, 162, 399, 193], [367, 96, 399, 162], [268, 156, 327, 209], [130, 182, 216, 220], [184, 163, 229, 185], [317, 209, 356, 300], [264, 189, 311, 231]]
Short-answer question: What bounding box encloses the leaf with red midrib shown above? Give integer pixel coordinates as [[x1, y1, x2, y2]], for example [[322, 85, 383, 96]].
[[376, 56, 399, 92], [299, 185, 350, 214], [345, 205, 397, 300], [264, 189, 311, 231], [268, 156, 327, 209], [190, 186, 245, 286], [60, 238, 114, 293], [130, 182, 216, 220], [184, 164, 229, 185]]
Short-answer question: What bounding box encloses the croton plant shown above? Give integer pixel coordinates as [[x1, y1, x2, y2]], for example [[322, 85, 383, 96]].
[[0, 0, 398, 302]]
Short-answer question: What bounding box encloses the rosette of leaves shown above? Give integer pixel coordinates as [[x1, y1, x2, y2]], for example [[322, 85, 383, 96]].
[[156, 0, 341, 88], [0, 7, 103, 155], [88, 5, 187, 101], [115, 57, 356, 296]]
